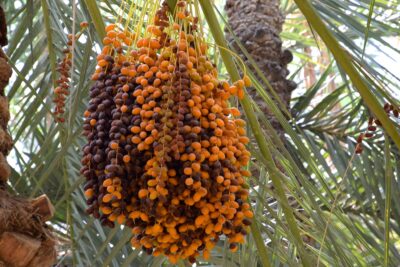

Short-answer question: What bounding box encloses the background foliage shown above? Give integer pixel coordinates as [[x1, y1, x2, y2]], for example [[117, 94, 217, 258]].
[[1, 0, 400, 266]]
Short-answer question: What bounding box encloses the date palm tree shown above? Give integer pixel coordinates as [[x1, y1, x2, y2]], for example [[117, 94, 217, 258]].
[[1, 0, 400, 266]]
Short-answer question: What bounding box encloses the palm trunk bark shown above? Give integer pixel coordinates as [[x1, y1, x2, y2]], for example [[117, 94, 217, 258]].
[[0, 7, 56, 267], [0, 6, 12, 186], [225, 0, 296, 140]]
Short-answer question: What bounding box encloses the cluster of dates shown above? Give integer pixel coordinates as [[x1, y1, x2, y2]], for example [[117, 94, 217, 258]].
[[53, 22, 88, 123], [81, 1, 252, 263], [356, 103, 399, 154]]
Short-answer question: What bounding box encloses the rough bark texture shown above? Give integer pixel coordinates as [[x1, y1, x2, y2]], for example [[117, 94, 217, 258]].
[[0, 191, 57, 267], [0, 6, 7, 47], [0, 232, 41, 267], [0, 6, 12, 185], [0, 6, 56, 267], [31, 195, 56, 222], [225, 0, 296, 140]]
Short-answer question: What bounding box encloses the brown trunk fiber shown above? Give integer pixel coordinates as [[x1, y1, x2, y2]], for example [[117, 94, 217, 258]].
[[0, 232, 41, 267], [225, 0, 296, 140], [31, 195, 56, 222]]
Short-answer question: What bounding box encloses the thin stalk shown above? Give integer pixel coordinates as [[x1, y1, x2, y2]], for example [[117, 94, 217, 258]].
[[83, 0, 106, 39], [40, 0, 57, 87], [198, 1, 313, 266], [64, 160, 76, 266], [250, 222, 272, 267], [294, 0, 400, 151], [251, 168, 271, 267], [361, 0, 376, 60], [384, 136, 392, 267]]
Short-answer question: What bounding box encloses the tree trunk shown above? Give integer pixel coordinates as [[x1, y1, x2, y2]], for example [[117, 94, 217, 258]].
[[0, 6, 56, 267], [0, 5, 12, 186], [225, 0, 296, 140]]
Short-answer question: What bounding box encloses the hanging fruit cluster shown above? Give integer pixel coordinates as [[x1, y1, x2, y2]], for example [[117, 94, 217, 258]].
[[81, 1, 252, 263], [356, 102, 399, 154], [53, 22, 88, 123]]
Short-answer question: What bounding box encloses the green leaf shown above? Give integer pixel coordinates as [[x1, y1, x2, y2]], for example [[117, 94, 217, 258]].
[[294, 0, 400, 151]]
